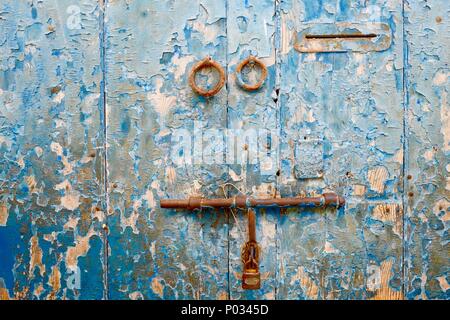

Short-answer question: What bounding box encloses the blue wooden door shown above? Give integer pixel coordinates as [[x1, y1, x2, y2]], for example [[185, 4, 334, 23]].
[[0, 0, 448, 300]]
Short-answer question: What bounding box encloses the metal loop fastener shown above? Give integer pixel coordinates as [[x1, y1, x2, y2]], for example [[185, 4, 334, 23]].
[[189, 57, 225, 97], [235, 56, 268, 91]]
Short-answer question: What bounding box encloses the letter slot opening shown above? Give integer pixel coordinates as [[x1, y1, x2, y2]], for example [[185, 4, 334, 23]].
[[295, 23, 392, 53]]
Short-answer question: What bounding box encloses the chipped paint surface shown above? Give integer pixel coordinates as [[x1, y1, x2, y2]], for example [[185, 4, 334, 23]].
[[404, 0, 449, 300], [0, 0, 105, 299], [105, 0, 229, 299], [1, 0, 448, 300], [227, 0, 277, 300], [278, 0, 404, 300]]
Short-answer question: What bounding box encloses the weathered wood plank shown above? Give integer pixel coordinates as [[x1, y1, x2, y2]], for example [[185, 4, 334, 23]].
[[105, 0, 229, 299], [323, 0, 404, 300], [404, 0, 449, 300], [226, 0, 277, 299], [278, 0, 334, 299], [0, 0, 105, 299], [278, 0, 404, 299]]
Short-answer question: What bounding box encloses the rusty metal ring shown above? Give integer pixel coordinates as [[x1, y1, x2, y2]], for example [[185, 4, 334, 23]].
[[235, 56, 267, 91], [189, 57, 225, 97]]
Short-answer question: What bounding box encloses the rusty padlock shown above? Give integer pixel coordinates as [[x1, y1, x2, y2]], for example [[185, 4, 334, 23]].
[[241, 208, 261, 290]]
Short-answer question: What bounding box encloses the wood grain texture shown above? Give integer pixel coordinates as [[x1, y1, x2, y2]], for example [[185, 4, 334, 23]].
[[0, 0, 105, 299]]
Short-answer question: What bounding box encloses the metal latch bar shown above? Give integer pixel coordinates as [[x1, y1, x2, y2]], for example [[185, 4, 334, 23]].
[[160, 192, 345, 290], [160, 193, 345, 210]]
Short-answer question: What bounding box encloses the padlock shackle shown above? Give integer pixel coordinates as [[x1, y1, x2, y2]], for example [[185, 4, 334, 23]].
[[248, 209, 256, 242]]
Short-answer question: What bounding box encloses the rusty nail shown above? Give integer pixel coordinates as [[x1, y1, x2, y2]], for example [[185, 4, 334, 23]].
[[50, 86, 61, 94]]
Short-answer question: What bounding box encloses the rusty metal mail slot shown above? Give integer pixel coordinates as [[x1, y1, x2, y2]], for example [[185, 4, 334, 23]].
[[295, 22, 392, 53]]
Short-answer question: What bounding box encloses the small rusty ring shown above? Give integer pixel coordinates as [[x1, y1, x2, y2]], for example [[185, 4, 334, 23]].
[[235, 56, 267, 91], [189, 57, 225, 97]]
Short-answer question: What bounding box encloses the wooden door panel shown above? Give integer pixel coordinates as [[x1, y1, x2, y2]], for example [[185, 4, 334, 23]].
[[105, 0, 229, 299], [0, 0, 105, 299], [226, 0, 277, 299], [278, 0, 404, 299], [1, 0, 448, 301], [404, 0, 449, 300]]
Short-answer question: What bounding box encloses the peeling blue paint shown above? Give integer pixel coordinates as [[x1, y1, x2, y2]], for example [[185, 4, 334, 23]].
[[0, 0, 448, 300]]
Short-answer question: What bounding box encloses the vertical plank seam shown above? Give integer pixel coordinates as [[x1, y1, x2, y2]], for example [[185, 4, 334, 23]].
[[99, 0, 109, 300], [323, 4, 339, 301], [274, 0, 281, 300], [401, 0, 409, 300], [225, 0, 231, 301]]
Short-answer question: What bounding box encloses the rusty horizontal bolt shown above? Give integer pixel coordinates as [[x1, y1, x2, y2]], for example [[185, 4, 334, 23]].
[[160, 193, 345, 210]]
